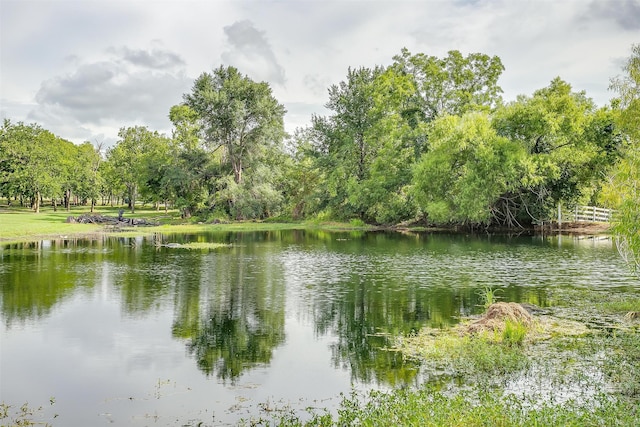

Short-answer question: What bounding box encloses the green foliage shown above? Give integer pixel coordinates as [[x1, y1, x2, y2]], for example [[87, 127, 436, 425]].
[[401, 330, 529, 378], [256, 386, 638, 427], [392, 48, 505, 121], [280, 128, 326, 219], [184, 65, 286, 185], [0, 120, 71, 212], [1, 45, 634, 229], [412, 113, 525, 226], [604, 44, 640, 271], [104, 126, 172, 213], [492, 78, 618, 224], [181, 66, 287, 219], [348, 218, 366, 227], [502, 319, 527, 347], [598, 296, 640, 314], [477, 286, 502, 308]]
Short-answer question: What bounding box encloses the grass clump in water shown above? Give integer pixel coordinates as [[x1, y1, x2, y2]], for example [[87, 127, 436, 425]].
[[477, 286, 502, 308], [502, 319, 528, 347], [600, 298, 640, 313], [398, 328, 529, 378], [161, 242, 230, 250]]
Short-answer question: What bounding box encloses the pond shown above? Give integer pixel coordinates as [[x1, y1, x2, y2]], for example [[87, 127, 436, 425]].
[[1, 230, 638, 425]]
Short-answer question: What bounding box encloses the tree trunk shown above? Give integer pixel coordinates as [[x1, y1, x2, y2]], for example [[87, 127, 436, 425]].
[[130, 187, 137, 213], [34, 191, 41, 213], [232, 158, 242, 184]]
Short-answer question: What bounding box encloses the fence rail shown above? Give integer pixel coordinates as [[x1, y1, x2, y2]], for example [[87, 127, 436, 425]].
[[559, 205, 615, 223]]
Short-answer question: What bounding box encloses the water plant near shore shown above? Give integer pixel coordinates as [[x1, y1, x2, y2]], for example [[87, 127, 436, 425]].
[[243, 385, 638, 426], [477, 286, 502, 308]]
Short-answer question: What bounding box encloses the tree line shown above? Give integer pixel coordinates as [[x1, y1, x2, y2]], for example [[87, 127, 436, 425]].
[[1, 45, 638, 231]]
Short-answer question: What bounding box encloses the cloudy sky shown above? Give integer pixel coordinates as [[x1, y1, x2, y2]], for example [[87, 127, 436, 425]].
[[1, 0, 638, 146]]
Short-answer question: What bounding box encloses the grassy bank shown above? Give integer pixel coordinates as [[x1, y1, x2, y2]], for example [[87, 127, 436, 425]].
[[0, 205, 373, 244]]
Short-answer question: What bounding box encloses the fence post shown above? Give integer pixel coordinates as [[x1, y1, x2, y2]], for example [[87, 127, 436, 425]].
[[558, 203, 562, 228]]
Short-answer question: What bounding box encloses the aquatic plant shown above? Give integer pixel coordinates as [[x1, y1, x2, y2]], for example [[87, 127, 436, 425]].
[[502, 319, 528, 347], [245, 385, 639, 426], [478, 286, 502, 308]]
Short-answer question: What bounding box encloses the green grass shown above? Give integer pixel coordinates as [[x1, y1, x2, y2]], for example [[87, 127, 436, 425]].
[[398, 328, 529, 378], [502, 319, 528, 347], [0, 205, 375, 244], [0, 209, 104, 242], [598, 296, 640, 314], [244, 386, 639, 426], [477, 286, 502, 308]]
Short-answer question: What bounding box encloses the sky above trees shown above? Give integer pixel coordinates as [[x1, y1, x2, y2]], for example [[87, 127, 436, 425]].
[[1, 0, 639, 146]]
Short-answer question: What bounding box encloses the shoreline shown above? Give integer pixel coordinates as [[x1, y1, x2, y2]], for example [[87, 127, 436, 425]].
[[0, 206, 612, 245]]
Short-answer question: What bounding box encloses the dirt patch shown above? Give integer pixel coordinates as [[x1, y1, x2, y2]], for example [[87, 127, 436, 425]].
[[465, 302, 534, 334], [534, 221, 610, 234]]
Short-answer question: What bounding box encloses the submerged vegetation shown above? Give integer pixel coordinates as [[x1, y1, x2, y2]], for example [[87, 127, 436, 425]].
[[245, 299, 640, 426]]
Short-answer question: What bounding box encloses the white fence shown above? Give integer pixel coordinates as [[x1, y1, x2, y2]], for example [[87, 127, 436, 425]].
[[559, 205, 615, 223]]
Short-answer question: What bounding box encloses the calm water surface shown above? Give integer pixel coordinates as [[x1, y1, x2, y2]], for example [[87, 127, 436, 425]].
[[1, 230, 638, 425]]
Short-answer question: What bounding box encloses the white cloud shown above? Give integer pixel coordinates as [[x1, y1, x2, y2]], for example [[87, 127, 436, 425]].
[[221, 20, 286, 85], [1, 0, 638, 143], [29, 46, 191, 142]]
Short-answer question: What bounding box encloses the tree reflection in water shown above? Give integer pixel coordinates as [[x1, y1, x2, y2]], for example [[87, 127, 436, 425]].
[[171, 242, 286, 383], [0, 231, 562, 388]]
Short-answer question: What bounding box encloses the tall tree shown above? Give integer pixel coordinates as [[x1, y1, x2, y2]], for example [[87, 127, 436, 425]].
[[392, 48, 505, 122], [183, 66, 286, 185], [310, 66, 386, 220], [167, 104, 216, 218]]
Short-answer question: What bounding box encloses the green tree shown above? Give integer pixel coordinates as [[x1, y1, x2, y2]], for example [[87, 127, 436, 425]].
[[355, 67, 424, 224], [183, 66, 286, 185], [392, 48, 505, 122], [603, 44, 640, 270], [0, 120, 65, 212], [312, 67, 420, 224], [412, 113, 526, 226], [105, 126, 168, 213], [493, 78, 617, 223], [166, 104, 217, 218], [310, 66, 389, 220], [307, 49, 505, 224], [282, 128, 326, 220], [64, 142, 103, 212]]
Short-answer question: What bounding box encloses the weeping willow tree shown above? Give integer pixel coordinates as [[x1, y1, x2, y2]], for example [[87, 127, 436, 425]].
[[603, 44, 640, 271]]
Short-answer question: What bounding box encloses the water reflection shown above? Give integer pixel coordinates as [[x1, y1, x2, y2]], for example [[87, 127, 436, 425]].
[[172, 245, 286, 383], [0, 231, 636, 392]]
